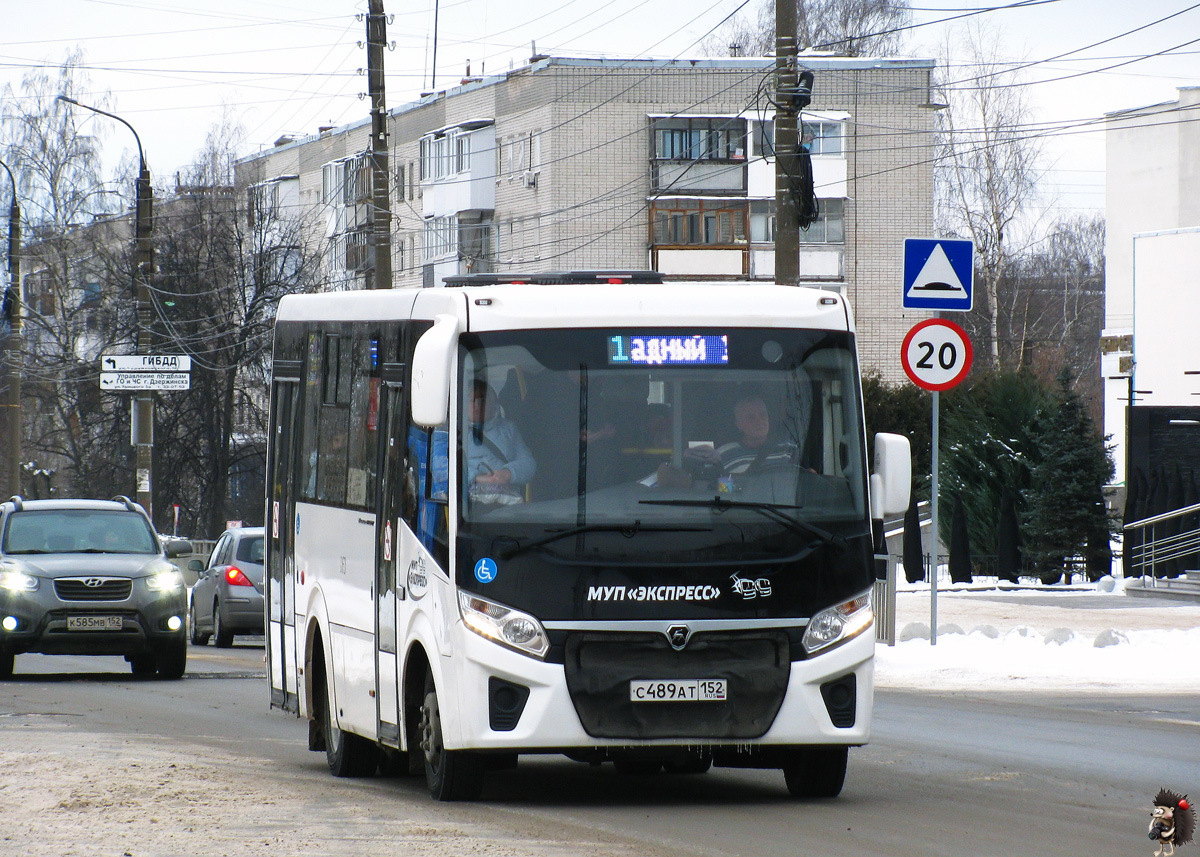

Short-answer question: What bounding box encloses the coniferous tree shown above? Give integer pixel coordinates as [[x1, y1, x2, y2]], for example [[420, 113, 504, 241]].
[[1023, 370, 1114, 582]]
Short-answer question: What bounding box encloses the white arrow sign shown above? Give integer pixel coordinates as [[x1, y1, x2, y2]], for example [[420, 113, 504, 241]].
[[100, 372, 192, 391], [101, 354, 192, 372]]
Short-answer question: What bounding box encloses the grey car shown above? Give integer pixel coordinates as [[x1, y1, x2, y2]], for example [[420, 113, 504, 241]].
[[188, 527, 264, 647], [0, 496, 192, 679]]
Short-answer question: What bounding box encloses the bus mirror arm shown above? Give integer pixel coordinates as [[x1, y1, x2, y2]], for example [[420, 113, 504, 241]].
[[412, 314, 461, 427], [870, 432, 911, 519]]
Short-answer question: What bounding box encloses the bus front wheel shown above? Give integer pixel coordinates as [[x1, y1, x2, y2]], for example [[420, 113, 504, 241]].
[[782, 746, 848, 798], [419, 672, 484, 801]]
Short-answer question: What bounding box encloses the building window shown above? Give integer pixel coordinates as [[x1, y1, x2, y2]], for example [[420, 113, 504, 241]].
[[797, 199, 845, 244], [421, 131, 473, 181], [750, 200, 775, 242], [751, 120, 774, 157], [802, 120, 844, 155], [322, 153, 370, 206], [498, 131, 541, 179], [496, 216, 541, 262], [651, 200, 747, 246], [749, 199, 844, 244], [751, 119, 843, 156], [422, 215, 458, 261], [653, 118, 746, 162], [455, 134, 471, 173]]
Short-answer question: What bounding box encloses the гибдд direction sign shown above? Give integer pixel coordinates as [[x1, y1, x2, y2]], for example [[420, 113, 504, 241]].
[[100, 372, 191, 392], [102, 354, 192, 372]]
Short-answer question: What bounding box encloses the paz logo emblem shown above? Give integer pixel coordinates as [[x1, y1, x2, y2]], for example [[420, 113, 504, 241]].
[[665, 624, 691, 651]]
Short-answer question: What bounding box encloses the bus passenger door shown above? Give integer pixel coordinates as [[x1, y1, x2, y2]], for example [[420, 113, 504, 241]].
[[267, 378, 301, 712], [374, 371, 405, 746]]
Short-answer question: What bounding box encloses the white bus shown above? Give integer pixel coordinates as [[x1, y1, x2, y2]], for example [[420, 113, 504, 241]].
[[265, 271, 910, 801]]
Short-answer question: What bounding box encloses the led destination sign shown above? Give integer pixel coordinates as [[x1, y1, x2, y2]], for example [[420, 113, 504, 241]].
[[607, 334, 730, 366]]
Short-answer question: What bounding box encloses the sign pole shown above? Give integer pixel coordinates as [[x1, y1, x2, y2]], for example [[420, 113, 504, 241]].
[[900, 317, 972, 647], [930, 390, 939, 645]]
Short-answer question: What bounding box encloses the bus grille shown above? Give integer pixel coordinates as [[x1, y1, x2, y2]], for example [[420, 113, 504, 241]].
[[563, 631, 790, 740]]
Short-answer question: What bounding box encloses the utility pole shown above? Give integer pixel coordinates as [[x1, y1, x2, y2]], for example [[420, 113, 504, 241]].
[[366, 0, 393, 290], [775, 0, 800, 286], [57, 97, 156, 520], [0, 160, 21, 499], [774, 0, 815, 286]]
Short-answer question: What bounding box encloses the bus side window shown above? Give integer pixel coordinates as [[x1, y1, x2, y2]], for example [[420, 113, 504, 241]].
[[405, 425, 450, 566], [429, 429, 449, 502]]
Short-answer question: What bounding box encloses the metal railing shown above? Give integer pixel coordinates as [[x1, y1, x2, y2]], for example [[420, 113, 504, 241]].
[[1122, 502, 1200, 584]]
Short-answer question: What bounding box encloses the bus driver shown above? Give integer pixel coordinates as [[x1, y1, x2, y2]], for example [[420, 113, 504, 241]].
[[465, 380, 536, 504]]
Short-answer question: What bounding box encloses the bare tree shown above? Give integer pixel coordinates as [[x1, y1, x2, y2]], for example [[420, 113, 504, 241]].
[[935, 21, 1044, 370], [1, 53, 136, 498], [1010, 213, 1106, 417], [150, 123, 325, 536], [704, 0, 912, 57]]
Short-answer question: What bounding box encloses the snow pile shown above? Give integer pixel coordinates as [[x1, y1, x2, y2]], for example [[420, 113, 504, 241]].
[[875, 621, 1200, 693], [874, 573, 1200, 692]]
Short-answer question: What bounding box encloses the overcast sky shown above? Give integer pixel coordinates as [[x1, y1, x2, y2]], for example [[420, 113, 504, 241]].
[[2, 0, 1198, 215]]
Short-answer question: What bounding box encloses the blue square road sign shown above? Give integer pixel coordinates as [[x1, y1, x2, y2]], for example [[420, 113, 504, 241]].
[[903, 238, 974, 312]]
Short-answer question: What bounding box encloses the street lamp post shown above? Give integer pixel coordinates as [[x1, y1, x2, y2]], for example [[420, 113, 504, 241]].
[[0, 160, 21, 499], [57, 96, 156, 521]]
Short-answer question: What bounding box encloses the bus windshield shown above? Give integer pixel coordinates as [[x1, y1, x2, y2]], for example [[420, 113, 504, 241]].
[[458, 328, 867, 537]]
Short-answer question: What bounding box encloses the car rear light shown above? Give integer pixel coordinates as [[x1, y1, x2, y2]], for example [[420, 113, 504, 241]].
[[225, 566, 253, 586]]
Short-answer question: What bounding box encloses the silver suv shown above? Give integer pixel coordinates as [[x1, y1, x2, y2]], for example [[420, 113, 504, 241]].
[[0, 496, 191, 679]]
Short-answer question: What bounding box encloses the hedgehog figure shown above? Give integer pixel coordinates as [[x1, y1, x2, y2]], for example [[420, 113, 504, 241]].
[[1150, 789, 1195, 857]]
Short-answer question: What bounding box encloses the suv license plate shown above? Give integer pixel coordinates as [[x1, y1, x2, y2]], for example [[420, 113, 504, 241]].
[[630, 679, 727, 702], [67, 616, 123, 631]]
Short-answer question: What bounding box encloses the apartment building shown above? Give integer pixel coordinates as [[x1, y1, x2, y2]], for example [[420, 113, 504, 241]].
[[1103, 86, 1200, 491], [238, 55, 939, 377]]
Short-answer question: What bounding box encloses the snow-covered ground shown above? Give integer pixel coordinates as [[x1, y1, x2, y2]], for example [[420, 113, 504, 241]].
[[874, 577, 1200, 694]]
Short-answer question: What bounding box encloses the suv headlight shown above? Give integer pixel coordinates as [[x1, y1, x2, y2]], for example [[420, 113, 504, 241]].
[[802, 591, 873, 656], [459, 591, 549, 659], [146, 570, 184, 592], [0, 570, 39, 593]]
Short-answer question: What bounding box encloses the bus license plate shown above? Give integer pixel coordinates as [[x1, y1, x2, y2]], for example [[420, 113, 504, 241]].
[[67, 616, 123, 631], [630, 679, 726, 702]]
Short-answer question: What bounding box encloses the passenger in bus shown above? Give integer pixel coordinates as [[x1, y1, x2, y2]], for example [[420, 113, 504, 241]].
[[465, 380, 536, 502]]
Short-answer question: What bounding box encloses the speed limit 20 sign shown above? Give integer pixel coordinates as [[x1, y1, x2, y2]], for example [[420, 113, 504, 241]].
[[901, 318, 973, 391]]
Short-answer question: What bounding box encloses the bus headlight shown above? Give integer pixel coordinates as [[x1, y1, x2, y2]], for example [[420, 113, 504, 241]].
[[802, 591, 873, 656], [459, 591, 549, 659], [0, 570, 39, 593]]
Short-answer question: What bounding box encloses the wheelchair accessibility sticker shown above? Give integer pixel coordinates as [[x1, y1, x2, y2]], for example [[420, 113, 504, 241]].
[[474, 557, 498, 584]]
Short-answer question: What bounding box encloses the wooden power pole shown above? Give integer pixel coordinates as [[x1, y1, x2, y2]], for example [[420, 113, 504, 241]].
[[366, 0, 393, 290], [774, 0, 800, 286], [774, 0, 815, 286]]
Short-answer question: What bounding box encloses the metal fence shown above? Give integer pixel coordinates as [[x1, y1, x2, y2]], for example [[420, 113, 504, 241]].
[[1123, 502, 1200, 585]]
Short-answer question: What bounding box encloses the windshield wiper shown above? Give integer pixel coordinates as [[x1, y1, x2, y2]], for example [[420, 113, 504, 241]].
[[639, 497, 848, 550], [496, 519, 711, 560]]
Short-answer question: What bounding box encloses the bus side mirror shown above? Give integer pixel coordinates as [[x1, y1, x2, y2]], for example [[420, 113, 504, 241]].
[[411, 314, 460, 427], [870, 432, 911, 519]]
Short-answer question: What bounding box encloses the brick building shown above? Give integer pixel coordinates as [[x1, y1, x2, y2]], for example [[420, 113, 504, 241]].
[[237, 55, 938, 378]]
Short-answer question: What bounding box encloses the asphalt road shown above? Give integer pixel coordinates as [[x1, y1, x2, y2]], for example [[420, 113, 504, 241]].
[[1, 642, 1195, 857]]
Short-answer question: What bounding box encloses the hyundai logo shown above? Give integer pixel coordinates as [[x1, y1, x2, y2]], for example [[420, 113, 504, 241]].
[[665, 624, 691, 650], [84, 578, 105, 588]]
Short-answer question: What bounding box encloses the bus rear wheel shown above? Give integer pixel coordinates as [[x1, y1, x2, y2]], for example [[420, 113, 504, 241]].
[[782, 746, 848, 798], [419, 672, 484, 801], [320, 671, 378, 777]]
